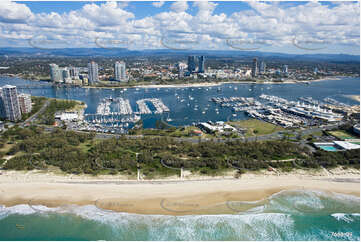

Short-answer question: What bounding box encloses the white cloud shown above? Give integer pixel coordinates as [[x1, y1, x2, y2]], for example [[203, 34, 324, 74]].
[[0, 1, 358, 54], [0, 0, 33, 23], [152, 1, 165, 8], [170, 1, 188, 13], [80, 1, 134, 27], [193, 1, 218, 16]]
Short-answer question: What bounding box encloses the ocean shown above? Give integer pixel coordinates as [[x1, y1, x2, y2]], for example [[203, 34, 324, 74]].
[[0, 190, 359, 240]]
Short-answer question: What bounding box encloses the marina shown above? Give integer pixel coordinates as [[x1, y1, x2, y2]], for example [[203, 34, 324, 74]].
[[96, 99, 110, 115], [81, 97, 169, 132], [116, 97, 133, 115], [136, 98, 170, 114], [0, 76, 359, 130], [136, 99, 152, 114], [210, 93, 347, 128]]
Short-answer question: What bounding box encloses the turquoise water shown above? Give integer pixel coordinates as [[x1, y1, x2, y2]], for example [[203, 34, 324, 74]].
[[0, 190, 359, 241], [319, 146, 339, 152]]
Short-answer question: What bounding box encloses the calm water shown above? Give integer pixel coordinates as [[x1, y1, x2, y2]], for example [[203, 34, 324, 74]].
[[0, 77, 359, 128], [0, 190, 359, 240]]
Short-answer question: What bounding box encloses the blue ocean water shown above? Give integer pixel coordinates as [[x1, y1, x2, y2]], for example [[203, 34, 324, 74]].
[[0, 77, 359, 128], [0, 190, 359, 240]]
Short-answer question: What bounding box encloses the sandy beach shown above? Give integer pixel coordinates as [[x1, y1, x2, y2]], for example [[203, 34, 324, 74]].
[[0, 168, 359, 215], [345, 94, 360, 102]]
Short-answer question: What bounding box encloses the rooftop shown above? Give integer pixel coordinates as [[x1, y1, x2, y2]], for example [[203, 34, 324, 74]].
[[333, 141, 360, 150]]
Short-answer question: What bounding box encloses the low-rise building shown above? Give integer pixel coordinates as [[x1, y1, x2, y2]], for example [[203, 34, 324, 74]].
[[55, 112, 79, 122], [198, 121, 237, 134], [333, 141, 360, 150], [191, 129, 203, 136]]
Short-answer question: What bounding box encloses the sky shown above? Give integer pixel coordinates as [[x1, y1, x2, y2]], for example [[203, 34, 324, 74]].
[[0, 1, 359, 55]]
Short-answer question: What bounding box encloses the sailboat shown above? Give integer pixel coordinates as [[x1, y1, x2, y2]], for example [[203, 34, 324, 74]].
[[166, 113, 173, 122]]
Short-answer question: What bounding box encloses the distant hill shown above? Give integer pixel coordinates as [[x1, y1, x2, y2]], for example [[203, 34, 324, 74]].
[[0, 47, 359, 63]]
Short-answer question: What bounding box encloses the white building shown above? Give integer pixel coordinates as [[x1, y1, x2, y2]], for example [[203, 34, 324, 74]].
[[177, 62, 187, 78], [69, 66, 79, 78], [62, 68, 72, 83], [198, 121, 237, 133], [49, 64, 63, 83], [0, 88, 6, 118], [333, 141, 360, 150], [18, 93, 32, 114], [114, 61, 127, 82], [88, 61, 99, 84], [55, 112, 79, 121], [2, 85, 21, 121]]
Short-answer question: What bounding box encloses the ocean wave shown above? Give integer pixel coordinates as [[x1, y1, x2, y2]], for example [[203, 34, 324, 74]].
[[0, 203, 359, 240], [227, 189, 360, 215], [69, 206, 295, 240], [331, 213, 359, 223], [0, 204, 36, 219], [0, 204, 296, 239], [0, 190, 359, 240]]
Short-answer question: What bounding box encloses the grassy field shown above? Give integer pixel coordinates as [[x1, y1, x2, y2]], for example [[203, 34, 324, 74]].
[[302, 130, 324, 141], [131, 125, 206, 138], [0, 143, 14, 154], [328, 130, 359, 140], [66, 100, 86, 112], [228, 119, 284, 137]]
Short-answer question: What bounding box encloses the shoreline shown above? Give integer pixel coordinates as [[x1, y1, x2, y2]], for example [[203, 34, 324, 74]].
[[81, 76, 344, 89], [344, 94, 360, 102], [1, 74, 348, 90], [0, 169, 359, 215]]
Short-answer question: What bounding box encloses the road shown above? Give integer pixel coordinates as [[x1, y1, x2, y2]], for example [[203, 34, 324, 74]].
[[20, 100, 50, 127]]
